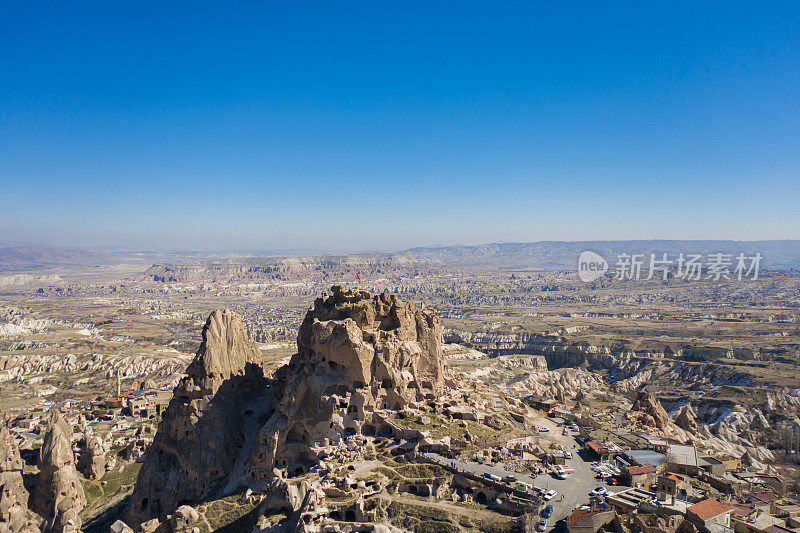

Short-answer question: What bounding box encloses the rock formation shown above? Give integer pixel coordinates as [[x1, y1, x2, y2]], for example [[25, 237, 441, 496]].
[[243, 286, 447, 487], [128, 287, 450, 528], [0, 424, 39, 532], [32, 411, 85, 533], [127, 309, 268, 526], [76, 435, 107, 480], [675, 405, 699, 435], [628, 391, 670, 429]]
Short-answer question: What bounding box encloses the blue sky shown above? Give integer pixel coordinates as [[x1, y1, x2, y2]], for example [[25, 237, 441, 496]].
[[1, 2, 798, 251]]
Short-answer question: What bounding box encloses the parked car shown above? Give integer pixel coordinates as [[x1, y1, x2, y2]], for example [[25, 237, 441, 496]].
[[538, 426, 550, 432], [607, 477, 618, 485], [565, 451, 573, 459], [543, 489, 557, 500], [503, 474, 518, 483], [537, 518, 548, 531], [590, 487, 608, 496], [542, 505, 554, 518]]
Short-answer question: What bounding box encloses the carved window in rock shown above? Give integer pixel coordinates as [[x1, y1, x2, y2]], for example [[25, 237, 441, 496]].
[[286, 425, 309, 444]]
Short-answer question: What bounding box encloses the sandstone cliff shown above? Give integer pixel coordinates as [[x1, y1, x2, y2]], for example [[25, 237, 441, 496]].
[[1, 424, 39, 532], [675, 405, 699, 434], [243, 286, 447, 487], [127, 288, 450, 529], [127, 309, 267, 526], [32, 411, 85, 533], [628, 391, 670, 430]]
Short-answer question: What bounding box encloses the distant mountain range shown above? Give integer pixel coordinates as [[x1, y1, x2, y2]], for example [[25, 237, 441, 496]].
[[405, 240, 800, 270], [2, 240, 799, 274]]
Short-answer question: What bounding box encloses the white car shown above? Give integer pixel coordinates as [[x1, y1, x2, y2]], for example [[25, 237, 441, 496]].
[[590, 487, 608, 496], [536, 518, 547, 531], [538, 426, 550, 432], [565, 451, 573, 459], [543, 489, 557, 500]]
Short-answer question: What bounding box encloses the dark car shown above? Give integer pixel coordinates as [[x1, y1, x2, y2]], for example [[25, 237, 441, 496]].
[[542, 505, 554, 518]]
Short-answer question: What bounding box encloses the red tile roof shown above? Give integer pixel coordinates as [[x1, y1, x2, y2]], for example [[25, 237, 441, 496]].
[[626, 465, 656, 475], [687, 497, 734, 521], [566, 507, 611, 526], [586, 440, 604, 453]]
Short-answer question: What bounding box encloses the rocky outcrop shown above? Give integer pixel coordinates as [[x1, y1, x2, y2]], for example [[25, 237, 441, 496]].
[[1, 424, 39, 532], [128, 288, 450, 528], [675, 405, 699, 435], [127, 309, 268, 526], [76, 436, 106, 480], [243, 286, 447, 487], [32, 411, 85, 533], [0, 353, 188, 391], [628, 392, 670, 430]]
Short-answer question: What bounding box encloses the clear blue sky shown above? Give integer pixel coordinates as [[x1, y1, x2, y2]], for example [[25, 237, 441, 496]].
[[1, 2, 798, 251]]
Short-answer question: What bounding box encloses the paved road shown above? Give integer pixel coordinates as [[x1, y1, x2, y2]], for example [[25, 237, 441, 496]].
[[425, 437, 615, 531]]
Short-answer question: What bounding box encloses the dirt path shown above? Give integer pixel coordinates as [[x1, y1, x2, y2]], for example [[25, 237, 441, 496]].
[[389, 493, 511, 523]]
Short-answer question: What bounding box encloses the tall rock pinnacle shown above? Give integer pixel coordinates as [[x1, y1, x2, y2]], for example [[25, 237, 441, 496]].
[[127, 309, 267, 526], [32, 410, 85, 533]]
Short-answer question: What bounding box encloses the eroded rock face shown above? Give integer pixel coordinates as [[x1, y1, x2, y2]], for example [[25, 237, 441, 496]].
[[76, 436, 106, 480], [675, 405, 699, 435], [244, 286, 447, 485], [32, 411, 85, 533], [128, 289, 449, 527], [127, 309, 267, 526], [1, 424, 39, 532], [628, 391, 670, 430]]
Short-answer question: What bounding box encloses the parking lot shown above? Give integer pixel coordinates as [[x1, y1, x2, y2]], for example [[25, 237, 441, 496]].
[[527, 446, 615, 530], [427, 433, 617, 531]]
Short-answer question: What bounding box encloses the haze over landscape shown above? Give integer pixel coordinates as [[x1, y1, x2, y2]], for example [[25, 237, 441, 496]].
[[2, 3, 800, 533]]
